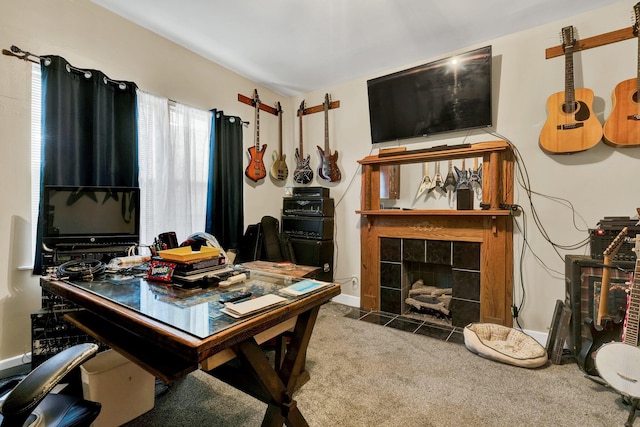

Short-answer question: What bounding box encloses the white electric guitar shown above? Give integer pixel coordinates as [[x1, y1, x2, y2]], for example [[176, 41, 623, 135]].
[[595, 234, 640, 423], [415, 162, 432, 199]]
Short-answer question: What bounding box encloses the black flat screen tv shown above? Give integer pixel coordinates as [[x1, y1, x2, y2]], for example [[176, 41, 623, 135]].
[[367, 45, 492, 144], [42, 185, 140, 247]]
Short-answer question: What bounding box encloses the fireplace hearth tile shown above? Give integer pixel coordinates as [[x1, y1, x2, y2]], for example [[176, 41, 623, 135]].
[[359, 311, 396, 326], [415, 323, 453, 340], [387, 317, 422, 333]]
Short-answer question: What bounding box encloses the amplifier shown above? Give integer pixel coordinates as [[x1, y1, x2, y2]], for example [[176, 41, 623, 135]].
[[283, 197, 334, 217], [42, 245, 131, 268], [289, 238, 334, 282], [589, 228, 639, 261], [291, 186, 330, 198], [282, 216, 334, 240]]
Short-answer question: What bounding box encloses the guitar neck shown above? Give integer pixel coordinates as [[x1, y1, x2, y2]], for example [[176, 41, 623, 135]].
[[564, 48, 575, 107], [298, 110, 304, 156], [255, 102, 260, 150], [324, 106, 329, 151], [278, 110, 283, 153], [626, 259, 640, 346], [597, 255, 614, 325]]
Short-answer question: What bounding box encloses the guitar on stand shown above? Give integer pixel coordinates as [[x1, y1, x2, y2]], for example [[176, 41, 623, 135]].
[[578, 227, 628, 375], [245, 89, 267, 182], [596, 233, 640, 427], [603, 2, 640, 147], [539, 25, 602, 154], [270, 102, 288, 181], [293, 100, 313, 184], [317, 93, 341, 182]]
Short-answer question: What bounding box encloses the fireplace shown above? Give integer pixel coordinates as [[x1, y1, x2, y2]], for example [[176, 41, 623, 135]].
[[380, 237, 480, 327], [357, 141, 515, 327]]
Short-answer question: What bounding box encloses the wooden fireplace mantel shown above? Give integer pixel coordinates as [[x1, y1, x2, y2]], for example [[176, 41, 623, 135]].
[[357, 140, 514, 327]]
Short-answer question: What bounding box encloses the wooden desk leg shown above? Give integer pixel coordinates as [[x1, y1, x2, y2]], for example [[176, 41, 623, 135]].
[[229, 307, 320, 427]]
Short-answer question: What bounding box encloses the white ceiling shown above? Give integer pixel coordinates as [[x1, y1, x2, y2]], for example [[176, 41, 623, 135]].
[[92, 0, 619, 96]]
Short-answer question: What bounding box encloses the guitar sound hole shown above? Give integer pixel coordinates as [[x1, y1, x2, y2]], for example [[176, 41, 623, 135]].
[[562, 101, 578, 115], [633, 91, 639, 104]]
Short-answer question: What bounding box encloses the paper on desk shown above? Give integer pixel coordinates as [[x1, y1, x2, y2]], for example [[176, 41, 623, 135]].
[[221, 294, 287, 318], [281, 279, 330, 296]]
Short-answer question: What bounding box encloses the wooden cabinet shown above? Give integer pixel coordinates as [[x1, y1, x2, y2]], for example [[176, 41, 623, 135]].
[[357, 141, 515, 326]]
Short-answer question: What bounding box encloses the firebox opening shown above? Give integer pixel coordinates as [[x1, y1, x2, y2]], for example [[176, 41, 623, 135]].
[[403, 261, 453, 326]]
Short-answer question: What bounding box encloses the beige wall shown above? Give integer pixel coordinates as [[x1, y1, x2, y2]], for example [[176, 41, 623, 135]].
[[0, 0, 637, 365]]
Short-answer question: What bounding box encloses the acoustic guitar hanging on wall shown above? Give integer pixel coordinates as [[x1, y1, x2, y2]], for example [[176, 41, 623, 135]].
[[539, 25, 602, 154], [245, 89, 267, 182], [603, 2, 640, 147]]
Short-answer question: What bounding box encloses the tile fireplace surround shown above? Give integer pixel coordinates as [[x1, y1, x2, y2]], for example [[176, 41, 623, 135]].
[[380, 237, 480, 327], [357, 141, 515, 327]]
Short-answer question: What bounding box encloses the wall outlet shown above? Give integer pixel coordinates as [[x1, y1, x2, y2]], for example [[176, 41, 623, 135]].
[[351, 276, 359, 289]]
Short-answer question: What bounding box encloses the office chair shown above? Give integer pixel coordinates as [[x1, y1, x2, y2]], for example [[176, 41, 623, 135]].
[[0, 343, 101, 427]]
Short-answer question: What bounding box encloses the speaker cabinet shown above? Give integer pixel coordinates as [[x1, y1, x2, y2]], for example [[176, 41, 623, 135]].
[[290, 238, 334, 282], [564, 255, 634, 357]]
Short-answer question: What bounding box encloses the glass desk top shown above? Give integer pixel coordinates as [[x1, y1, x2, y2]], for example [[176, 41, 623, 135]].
[[63, 271, 318, 339]]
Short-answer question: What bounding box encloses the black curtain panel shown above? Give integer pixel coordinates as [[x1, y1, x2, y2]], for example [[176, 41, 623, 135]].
[[34, 55, 138, 274], [206, 111, 244, 251]]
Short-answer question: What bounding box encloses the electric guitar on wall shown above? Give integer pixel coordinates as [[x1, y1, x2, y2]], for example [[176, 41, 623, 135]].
[[270, 101, 289, 181], [293, 100, 313, 184], [577, 227, 628, 376], [603, 2, 640, 147], [317, 93, 341, 182], [539, 26, 602, 154], [415, 162, 432, 199], [428, 161, 445, 195], [245, 89, 267, 182], [469, 157, 482, 190], [595, 234, 640, 421], [443, 159, 457, 193], [454, 158, 470, 192]]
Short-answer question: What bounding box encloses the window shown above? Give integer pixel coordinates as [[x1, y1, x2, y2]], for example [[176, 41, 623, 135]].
[[31, 68, 213, 257]]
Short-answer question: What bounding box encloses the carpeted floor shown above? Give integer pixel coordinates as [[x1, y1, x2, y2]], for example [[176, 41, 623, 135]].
[[122, 302, 633, 427]]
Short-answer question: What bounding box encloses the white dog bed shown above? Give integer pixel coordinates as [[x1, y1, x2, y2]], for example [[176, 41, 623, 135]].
[[463, 323, 548, 368]]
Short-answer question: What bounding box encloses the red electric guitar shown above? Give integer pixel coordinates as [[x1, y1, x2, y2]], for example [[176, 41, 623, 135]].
[[245, 89, 267, 182]]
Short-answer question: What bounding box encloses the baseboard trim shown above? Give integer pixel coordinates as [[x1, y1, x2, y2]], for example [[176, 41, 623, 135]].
[[331, 293, 359, 307]]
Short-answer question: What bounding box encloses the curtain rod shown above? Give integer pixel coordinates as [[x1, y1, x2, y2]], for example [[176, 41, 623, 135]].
[[2, 45, 51, 65], [4, 44, 130, 90], [5, 44, 248, 124]]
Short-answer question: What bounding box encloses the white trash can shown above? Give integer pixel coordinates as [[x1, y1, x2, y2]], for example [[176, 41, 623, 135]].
[[81, 349, 155, 427]]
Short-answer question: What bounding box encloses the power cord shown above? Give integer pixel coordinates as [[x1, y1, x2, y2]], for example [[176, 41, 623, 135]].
[[56, 259, 107, 281]]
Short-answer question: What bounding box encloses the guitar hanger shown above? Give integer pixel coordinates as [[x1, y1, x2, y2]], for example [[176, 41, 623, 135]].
[[298, 98, 340, 116], [238, 92, 279, 115], [545, 26, 634, 59]]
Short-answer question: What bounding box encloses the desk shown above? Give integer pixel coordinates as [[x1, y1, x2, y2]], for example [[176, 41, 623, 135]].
[[41, 271, 340, 427], [239, 260, 321, 278]]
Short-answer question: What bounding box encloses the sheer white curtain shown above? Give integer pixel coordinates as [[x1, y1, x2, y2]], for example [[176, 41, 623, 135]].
[[137, 91, 212, 247]]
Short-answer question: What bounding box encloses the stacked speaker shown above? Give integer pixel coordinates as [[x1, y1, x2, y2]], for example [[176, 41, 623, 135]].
[[282, 187, 334, 282]]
